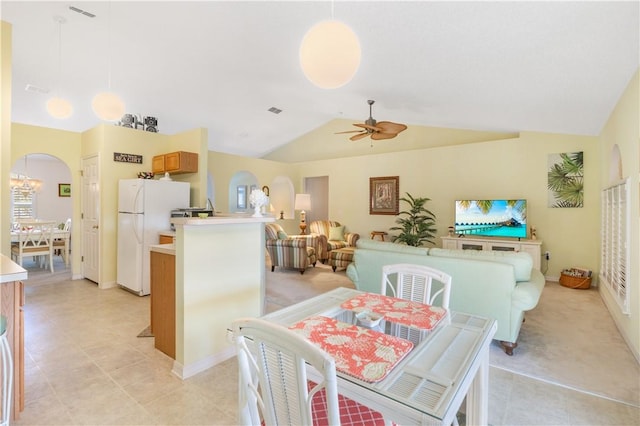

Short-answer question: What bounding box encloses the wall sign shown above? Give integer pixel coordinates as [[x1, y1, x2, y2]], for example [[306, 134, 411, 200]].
[[113, 152, 143, 164]]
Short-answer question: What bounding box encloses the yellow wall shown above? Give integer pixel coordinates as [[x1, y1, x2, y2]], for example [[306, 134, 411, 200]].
[[10, 122, 207, 287], [598, 70, 640, 359], [0, 21, 12, 254], [293, 132, 600, 280], [11, 124, 83, 275], [208, 151, 302, 234]]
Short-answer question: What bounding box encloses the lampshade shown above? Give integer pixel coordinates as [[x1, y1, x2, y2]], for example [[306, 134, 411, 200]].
[[299, 19, 361, 89], [294, 194, 311, 211], [47, 97, 73, 119], [92, 92, 126, 121]]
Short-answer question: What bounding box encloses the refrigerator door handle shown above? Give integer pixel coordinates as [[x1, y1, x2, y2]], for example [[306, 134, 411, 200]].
[[133, 214, 143, 244]]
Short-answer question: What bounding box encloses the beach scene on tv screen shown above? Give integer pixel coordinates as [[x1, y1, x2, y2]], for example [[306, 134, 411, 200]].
[[455, 200, 527, 238]]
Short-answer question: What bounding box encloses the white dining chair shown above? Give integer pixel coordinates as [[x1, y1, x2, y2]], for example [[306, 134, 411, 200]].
[[380, 263, 452, 343], [380, 263, 458, 426], [53, 218, 71, 263], [10, 221, 56, 273], [232, 317, 391, 426]]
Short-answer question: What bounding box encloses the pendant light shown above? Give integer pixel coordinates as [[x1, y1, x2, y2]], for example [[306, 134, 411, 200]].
[[299, 2, 360, 89], [10, 155, 42, 195], [92, 1, 125, 121], [47, 16, 73, 119]]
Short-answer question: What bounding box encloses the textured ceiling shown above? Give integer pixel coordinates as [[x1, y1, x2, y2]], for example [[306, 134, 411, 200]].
[[3, 1, 638, 159]]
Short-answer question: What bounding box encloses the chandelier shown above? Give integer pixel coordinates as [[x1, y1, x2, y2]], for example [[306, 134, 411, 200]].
[[10, 155, 42, 195]]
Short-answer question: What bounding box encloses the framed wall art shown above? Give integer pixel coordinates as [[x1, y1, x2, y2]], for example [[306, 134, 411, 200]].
[[369, 176, 399, 215], [58, 183, 71, 197]]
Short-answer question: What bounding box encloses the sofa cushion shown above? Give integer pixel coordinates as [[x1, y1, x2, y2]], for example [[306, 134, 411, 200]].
[[329, 225, 345, 241], [277, 230, 288, 239], [429, 248, 533, 281], [356, 239, 430, 256]]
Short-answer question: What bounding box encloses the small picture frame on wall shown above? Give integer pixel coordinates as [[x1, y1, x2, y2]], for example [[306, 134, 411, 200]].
[[237, 185, 247, 209], [369, 176, 399, 215], [58, 183, 71, 197]]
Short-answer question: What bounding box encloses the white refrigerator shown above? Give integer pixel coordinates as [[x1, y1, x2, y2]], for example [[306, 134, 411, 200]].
[[117, 179, 190, 296]]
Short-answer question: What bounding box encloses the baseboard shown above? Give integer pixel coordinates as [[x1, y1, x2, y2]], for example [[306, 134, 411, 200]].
[[171, 346, 236, 380]]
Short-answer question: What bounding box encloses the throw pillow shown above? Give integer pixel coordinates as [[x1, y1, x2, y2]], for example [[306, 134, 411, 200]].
[[277, 230, 288, 239], [329, 225, 345, 241]]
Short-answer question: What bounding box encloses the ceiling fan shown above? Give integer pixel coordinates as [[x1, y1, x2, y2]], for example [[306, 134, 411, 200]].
[[337, 100, 407, 141]]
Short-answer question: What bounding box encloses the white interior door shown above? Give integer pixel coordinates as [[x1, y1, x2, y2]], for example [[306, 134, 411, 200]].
[[81, 155, 100, 283]]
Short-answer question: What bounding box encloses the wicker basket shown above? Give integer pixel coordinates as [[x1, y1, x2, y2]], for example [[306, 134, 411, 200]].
[[559, 273, 591, 289]]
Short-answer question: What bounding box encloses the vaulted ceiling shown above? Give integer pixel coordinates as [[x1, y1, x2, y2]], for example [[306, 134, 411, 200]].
[[3, 1, 638, 160]]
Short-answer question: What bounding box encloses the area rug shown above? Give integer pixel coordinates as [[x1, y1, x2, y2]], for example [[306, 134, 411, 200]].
[[137, 325, 153, 338], [489, 281, 640, 407]]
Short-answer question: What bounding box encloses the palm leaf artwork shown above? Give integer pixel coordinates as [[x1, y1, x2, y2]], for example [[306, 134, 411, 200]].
[[547, 151, 584, 208], [390, 193, 437, 247]]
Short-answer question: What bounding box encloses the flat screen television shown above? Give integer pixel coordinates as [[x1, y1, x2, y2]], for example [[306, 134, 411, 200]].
[[454, 199, 527, 239]]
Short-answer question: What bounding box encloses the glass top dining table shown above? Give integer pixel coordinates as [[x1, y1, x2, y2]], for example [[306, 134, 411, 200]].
[[261, 287, 497, 426]]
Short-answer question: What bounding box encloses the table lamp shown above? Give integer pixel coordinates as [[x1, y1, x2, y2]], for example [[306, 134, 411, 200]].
[[294, 194, 311, 235]]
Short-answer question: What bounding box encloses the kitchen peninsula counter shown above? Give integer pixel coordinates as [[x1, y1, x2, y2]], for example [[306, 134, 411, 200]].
[[168, 215, 274, 379], [0, 254, 26, 420]]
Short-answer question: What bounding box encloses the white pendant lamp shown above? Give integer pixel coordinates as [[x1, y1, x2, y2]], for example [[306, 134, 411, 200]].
[[92, 92, 125, 121], [47, 16, 73, 119], [299, 19, 361, 89], [47, 97, 73, 119], [93, 1, 125, 121]]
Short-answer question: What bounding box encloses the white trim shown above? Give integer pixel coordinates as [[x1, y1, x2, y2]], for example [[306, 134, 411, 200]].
[[171, 346, 236, 380]]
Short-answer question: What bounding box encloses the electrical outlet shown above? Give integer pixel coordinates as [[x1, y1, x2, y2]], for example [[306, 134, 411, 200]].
[[545, 251, 551, 260]]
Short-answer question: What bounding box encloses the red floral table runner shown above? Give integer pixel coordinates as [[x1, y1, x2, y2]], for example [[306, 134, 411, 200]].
[[341, 293, 447, 331], [290, 316, 413, 383]]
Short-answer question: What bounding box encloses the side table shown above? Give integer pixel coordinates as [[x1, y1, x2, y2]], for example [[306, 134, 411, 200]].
[[370, 231, 388, 241]]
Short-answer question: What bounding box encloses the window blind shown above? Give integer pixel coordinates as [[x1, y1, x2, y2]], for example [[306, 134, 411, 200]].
[[600, 179, 630, 314]]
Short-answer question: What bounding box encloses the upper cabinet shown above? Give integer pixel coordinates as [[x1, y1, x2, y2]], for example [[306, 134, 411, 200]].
[[152, 151, 198, 175]]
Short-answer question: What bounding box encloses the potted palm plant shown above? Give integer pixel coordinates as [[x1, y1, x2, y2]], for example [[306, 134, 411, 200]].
[[390, 192, 437, 247]]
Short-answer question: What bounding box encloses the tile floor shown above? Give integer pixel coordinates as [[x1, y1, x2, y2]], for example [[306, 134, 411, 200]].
[[13, 260, 640, 425]]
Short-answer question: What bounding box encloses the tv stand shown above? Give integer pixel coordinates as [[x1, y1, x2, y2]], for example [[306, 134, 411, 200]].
[[440, 236, 542, 271]]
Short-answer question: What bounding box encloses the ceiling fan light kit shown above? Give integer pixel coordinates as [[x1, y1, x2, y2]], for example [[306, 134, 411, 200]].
[[299, 19, 361, 89], [337, 100, 407, 142]]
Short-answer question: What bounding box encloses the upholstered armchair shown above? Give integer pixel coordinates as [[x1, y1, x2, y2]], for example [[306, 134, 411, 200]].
[[265, 223, 317, 274], [308, 220, 360, 263]]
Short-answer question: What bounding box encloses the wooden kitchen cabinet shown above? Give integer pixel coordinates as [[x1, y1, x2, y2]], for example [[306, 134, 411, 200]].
[[152, 151, 198, 175], [150, 251, 176, 359]]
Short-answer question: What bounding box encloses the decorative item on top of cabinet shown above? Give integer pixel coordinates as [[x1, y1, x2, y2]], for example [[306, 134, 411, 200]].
[[152, 151, 198, 175]]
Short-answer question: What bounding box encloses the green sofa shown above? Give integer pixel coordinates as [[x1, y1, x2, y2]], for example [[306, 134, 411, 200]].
[[345, 239, 545, 355]]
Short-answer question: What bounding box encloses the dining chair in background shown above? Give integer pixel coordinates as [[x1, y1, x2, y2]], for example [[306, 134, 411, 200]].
[[380, 263, 459, 426], [10, 220, 56, 273], [232, 317, 391, 426], [380, 263, 452, 342], [53, 218, 71, 263]]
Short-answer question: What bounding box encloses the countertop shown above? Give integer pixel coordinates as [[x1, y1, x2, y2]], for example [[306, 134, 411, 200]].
[[149, 243, 176, 255], [172, 214, 275, 226], [0, 254, 28, 283]]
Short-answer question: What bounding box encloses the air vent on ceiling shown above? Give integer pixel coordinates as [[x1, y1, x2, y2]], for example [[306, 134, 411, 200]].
[[25, 84, 49, 95], [69, 6, 96, 18], [268, 107, 282, 114]]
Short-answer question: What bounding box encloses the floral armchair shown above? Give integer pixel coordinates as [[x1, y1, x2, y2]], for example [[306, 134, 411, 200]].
[[308, 220, 360, 263], [265, 223, 317, 274]]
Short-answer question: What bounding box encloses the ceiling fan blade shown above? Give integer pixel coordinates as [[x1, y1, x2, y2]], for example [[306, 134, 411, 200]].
[[353, 123, 383, 132], [371, 132, 398, 140], [375, 121, 407, 134], [335, 130, 365, 134], [350, 132, 370, 141]]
